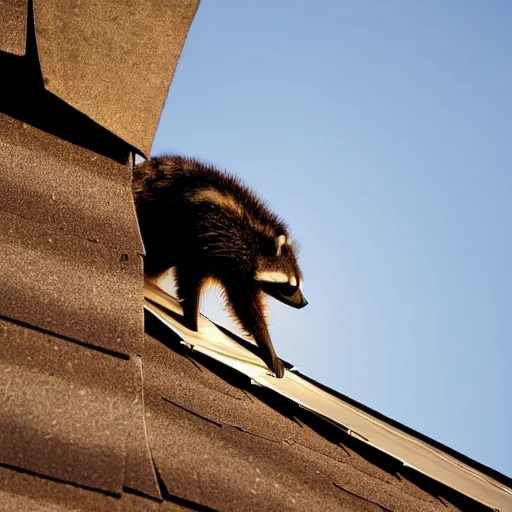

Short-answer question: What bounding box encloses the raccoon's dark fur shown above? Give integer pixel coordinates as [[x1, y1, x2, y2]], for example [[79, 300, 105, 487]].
[[133, 154, 307, 378]]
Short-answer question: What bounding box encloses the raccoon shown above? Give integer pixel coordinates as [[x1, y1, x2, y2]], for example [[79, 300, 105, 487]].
[[133, 154, 307, 378]]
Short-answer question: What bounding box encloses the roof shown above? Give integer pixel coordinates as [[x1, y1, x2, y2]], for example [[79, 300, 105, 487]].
[[144, 282, 512, 512], [1, 283, 510, 511], [1, 1, 511, 511], [1, 0, 198, 157]]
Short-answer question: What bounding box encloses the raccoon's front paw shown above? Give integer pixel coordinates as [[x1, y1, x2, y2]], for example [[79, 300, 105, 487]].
[[182, 316, 199, 332], [270, 357, 285, 379]]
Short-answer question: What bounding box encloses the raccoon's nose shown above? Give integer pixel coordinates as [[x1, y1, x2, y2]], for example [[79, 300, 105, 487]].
[[285, 287, 308, 309]]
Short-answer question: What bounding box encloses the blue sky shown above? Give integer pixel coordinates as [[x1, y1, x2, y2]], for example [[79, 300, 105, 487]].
[[151, 1, 512, 476]]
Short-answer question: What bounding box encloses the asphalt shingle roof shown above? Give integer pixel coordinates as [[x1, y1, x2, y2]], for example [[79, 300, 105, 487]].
[[1, 1, 511, 510]]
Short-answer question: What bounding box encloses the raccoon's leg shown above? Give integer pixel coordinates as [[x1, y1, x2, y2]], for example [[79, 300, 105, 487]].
[[223, 280, 285, 378], [174, 265, 205, 332]]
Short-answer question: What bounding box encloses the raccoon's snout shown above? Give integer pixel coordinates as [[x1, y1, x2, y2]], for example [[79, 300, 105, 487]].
[[279, 284, 308, 309], [259, 281, 308, 309]]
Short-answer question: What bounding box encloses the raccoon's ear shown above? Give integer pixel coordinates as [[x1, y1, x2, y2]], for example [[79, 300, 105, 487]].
[[275, 235, 286, 256]]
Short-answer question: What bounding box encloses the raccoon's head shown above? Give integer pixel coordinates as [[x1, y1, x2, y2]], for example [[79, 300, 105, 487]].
[[255, 234, 308, 309]]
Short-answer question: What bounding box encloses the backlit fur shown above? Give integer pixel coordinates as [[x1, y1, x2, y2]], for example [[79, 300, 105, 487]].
[[133, 154, 303, 378]]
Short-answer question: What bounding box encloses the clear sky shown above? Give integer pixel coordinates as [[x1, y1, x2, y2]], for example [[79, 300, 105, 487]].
[[151, 1, 512, 477]]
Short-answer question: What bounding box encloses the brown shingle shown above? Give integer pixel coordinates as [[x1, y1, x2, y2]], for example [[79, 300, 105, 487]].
[[33, 0, 200, 156], [0, 320, 133, 494], [0, 466, 189, 512], [0, 112, 143, 357], [0, 0, 27, 56], [1, 211, 142, 356], [0, 113, 143, 252]]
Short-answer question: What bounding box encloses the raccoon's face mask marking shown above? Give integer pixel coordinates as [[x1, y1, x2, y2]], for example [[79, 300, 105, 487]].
[[255, 270, 289, 283], [254, 237, 308, 309]]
